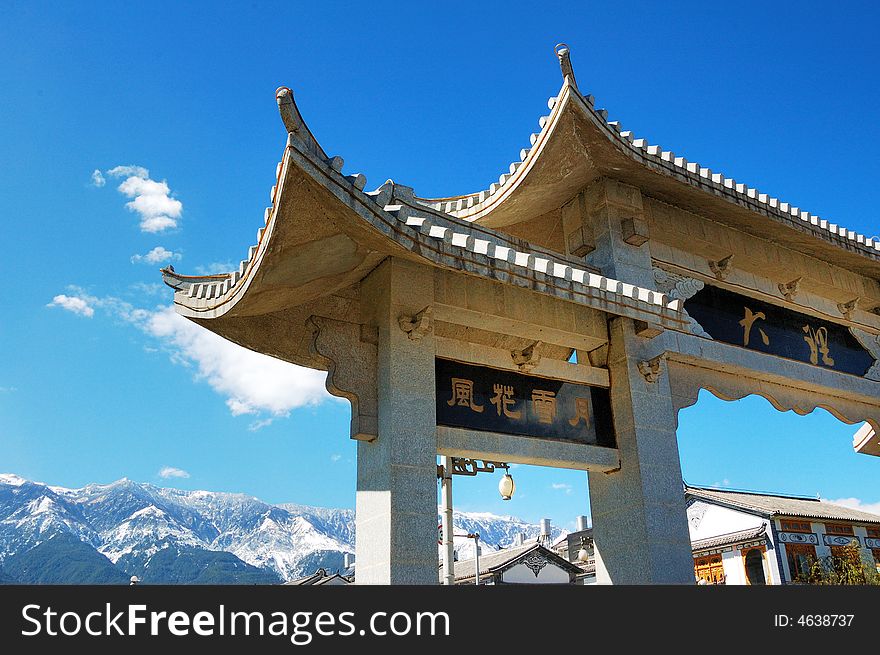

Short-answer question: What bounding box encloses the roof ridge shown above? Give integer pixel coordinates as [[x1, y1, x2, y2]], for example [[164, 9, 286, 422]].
[[417, 46, 879, 260], [687, 485, 821, 502]]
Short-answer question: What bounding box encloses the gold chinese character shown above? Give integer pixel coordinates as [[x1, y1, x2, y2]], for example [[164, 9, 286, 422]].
[[803, 325, 835, 367], [490, 384, 521, 419], [569, 397, 591, 427], [739, 307, 770, 347], [446, 378, 484, 412], [531, 390, 557, 424]]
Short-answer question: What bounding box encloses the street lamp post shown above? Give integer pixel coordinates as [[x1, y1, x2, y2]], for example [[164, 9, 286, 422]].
[[436, 458, 514, 585]]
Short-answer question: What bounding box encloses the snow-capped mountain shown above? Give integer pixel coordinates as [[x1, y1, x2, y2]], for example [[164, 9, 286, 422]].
[[0, 473, 566, 583]]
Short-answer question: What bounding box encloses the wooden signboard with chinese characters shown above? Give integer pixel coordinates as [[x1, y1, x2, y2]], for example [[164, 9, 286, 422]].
[[684, 285, 875, 376], [435, 358, 616, 447]]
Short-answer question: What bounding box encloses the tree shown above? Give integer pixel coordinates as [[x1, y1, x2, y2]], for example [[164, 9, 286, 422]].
[[797, 542, 880, 585]]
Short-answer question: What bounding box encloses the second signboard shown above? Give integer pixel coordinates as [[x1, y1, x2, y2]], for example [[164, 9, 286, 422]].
[[435, 358, 616, 447]]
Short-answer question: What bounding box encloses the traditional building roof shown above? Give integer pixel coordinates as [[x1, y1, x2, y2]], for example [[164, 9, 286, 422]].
[[439, 541, 581, 583], [691, 525, 767, 552], [158, 45, 880, 382], [417, 45, 880, 273], [159, 69, 695, 368], [283, 568, 352, 585], [686, 486, 880, 524]]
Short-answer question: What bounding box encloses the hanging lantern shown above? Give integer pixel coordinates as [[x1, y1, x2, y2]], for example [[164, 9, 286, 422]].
[[498, 472, 516, 500]]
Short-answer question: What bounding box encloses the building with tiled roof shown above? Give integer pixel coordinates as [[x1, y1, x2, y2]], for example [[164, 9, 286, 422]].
[[439, 541, 582, 585], [686, 486, 880, 585]]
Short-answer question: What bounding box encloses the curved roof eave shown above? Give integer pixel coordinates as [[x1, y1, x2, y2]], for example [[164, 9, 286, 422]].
[[160, 88, 689, 346], [415, 50, 880, 276]]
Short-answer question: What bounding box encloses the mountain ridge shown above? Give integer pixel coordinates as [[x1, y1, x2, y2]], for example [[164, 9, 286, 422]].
[[0, 474, 567, 583]]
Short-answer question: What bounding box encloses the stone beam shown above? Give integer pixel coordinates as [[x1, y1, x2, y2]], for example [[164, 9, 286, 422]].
[[433, 303, 606, 353], [436, 426, 619, 472], [434, 336, 609, 387]]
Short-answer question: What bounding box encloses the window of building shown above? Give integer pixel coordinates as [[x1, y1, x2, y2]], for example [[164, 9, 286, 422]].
[[780, 520, 811, 533], [693, 554, 725, 585], [785, 543, 816, 581], [743, 547, 767, 585], [825, 523, 855, 535], [866, 527, 880, 538]]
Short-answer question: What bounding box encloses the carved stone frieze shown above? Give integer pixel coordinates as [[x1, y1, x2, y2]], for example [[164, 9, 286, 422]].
[[638, 356, 664, 383], [708, 255, 734, 280], [307, 316, 378, 441], [652, 267, 712, 339], [398, 305, 433, 341], [850, 327, 880, 381], [511, 341, 542, 372], [838, 298, 858, 320], [778, 277, 801, 302], [667, 358, 880, 432]]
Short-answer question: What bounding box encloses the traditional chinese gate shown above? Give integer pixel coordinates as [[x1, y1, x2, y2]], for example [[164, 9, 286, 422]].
[[159, 46, 880, 584]]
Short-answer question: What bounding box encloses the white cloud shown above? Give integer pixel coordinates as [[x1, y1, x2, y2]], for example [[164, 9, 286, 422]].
[[138, 305, 331, 417], [823, 497, 880, 518], [551, 483, 573, 495], [46, 288, 333, 421], [47, 294, 95, 318], [106, 165, 182, 233], [330, 454, 342, 462], [131, 246, 182, 265], [0, 386, 17, 393], [158, 466, 190, 479], [91, 169, 106, 187]]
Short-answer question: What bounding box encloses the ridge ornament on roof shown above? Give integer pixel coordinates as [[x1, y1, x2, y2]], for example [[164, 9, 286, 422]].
[[156, 44, 880, 586], [416, 45, 880, 265]]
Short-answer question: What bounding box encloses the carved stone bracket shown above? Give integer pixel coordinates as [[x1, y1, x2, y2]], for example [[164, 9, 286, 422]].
[[308, 316, 378, 441], [850, 327, 880, 381], [511, 341, 542, 372], [652, 267, 712, 339], [708, 255, 734, 280], [838, 298, 859, 320], [778, 277, 801, 302], [398, 305, 433, 341], [638, 356, 664, 383]]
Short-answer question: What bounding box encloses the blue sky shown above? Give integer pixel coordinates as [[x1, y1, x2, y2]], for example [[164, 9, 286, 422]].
[[1, 1, 879, 530]]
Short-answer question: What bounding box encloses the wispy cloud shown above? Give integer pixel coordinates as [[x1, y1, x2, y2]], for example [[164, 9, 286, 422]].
[[48, 288, 333, 420], [823, 497, 880, 517], [711, 478, 731, 488], [131, 246, 182, 265], [158, 466, 190, 479], [90, 169, 105, 187], [0, 386, 17, 393], [551, 483, 573, 495], [47, 294, 95, 318], [129, 282, 165, 297], [248, 418, 274, 432], [330, 454, 342, 463], [105, 165, 182, 233], [195, 262, 234, 276]]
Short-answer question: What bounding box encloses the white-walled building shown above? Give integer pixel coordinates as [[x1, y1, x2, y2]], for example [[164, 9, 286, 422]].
[[441, 541, 581, 585], [686, 486, 880, 585]]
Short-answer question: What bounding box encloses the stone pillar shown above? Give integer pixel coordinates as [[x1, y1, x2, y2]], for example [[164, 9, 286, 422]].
[[580, 177, 694, 583], [588, 317, 694, 583], [355, 258, 438, 584]]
